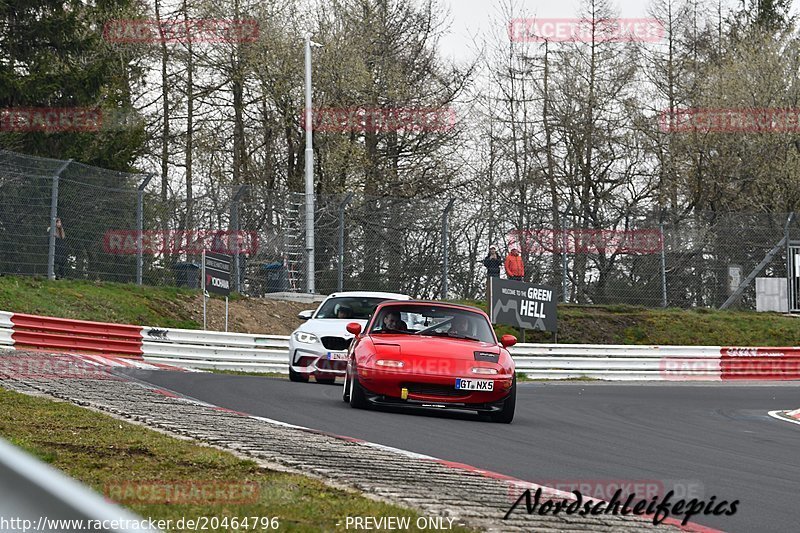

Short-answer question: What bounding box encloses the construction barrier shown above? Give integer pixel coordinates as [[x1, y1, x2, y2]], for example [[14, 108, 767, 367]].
[[2, 310, 800, 380]]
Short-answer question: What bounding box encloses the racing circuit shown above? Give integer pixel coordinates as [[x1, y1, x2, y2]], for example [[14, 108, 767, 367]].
[[116, 369, 800, 533], [3, 309, 800, 532]]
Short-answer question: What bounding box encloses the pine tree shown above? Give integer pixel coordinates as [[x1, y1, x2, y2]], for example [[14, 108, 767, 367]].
[[0, 0, 147, 170]]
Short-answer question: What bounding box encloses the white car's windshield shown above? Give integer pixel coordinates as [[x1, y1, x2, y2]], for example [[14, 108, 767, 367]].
[[315, 297, 389, 319], [370, 304, 496, 343]]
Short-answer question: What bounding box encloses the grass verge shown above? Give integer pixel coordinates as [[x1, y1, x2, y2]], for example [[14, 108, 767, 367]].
[[0, 387, 471, 532], [0, 276, 200, 328], [2, 276, 799, 346]]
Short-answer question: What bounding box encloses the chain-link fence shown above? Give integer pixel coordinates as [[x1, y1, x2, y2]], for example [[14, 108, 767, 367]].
[[2, 149, 797, 310]]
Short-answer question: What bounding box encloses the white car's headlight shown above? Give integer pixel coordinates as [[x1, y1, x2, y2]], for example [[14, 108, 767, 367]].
[[293, 331, 319, 344]]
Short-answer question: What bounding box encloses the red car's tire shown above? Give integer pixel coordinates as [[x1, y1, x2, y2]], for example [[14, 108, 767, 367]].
[[342, 369, 351, 402], [289, 366, 309, 383], [488, 375, 516, 423], [348, 371, 369, 410]]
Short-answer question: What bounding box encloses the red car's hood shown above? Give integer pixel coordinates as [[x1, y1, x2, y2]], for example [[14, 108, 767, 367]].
[[369, 334, 500, 360]]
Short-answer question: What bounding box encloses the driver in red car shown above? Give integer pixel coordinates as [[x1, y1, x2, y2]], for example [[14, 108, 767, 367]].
[[382, 310, 408, 332], [449, 315, 472, 337]]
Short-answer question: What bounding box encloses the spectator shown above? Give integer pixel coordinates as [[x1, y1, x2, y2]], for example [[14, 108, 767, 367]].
[[505, 247, 525, 281], [483, 245, 502, 302], [48, 217, 67, 279], [482, 246, 502, 278]]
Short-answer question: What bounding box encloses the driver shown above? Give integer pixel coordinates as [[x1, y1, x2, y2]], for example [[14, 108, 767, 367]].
[[336, 305, 353, 319], [382, 310, 407, 332], [449, 315, 472, 337]]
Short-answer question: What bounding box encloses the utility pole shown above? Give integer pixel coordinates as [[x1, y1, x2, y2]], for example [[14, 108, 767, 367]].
[[304, 34, 320, 294]]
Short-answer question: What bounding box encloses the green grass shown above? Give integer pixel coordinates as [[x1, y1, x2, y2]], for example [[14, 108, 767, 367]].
[[0, 275, 200, 328], [0, 388, 472, 532]]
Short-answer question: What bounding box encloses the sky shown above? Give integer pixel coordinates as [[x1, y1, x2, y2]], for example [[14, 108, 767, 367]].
[[437, 0, 798, 62]]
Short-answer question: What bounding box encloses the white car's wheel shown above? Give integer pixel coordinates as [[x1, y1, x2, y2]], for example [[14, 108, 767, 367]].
[[289, 365, 309, 383]]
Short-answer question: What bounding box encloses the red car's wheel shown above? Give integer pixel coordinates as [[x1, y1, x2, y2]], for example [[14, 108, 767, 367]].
[[488, 375, 516, 423], [342, 369, 350, 402], [348, 369, 369, 409]]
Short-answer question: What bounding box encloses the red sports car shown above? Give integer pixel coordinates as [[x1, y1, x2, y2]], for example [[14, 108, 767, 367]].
[[341, 301, 517, 423]]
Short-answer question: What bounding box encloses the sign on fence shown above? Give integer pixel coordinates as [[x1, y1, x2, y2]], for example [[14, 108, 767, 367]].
[[203, 252, 231, 296], [489, 278, 558, 332]]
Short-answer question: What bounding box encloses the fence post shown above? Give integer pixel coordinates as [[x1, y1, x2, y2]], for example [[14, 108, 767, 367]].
[[660, 221, 667, 308], [561, 213, 569, 303], [441, 198, 456, 299], [786, 212, 796, 313], [337, 192, 354, 292], [136, 175, 153, 286], [47, 159, 72, 280], [230, 185, 248, 293]]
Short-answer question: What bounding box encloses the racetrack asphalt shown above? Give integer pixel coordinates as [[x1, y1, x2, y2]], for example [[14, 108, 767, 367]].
[[118, 369, 800, 533]]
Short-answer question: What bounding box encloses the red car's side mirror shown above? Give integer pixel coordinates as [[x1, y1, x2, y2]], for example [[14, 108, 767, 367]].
[[346, 323, 362, 335], [500, 334, 517, 348]]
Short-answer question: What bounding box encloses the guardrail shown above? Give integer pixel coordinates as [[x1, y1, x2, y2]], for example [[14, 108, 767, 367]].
[[141, 326, 286, 372], [0, 437, 161, 533], [2, 310, 800, 380], [0, 311, 13, 348], [510, 343, 723, 381], [11, 313, 142, 356]]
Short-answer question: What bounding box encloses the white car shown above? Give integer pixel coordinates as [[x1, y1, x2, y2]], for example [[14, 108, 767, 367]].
[[288, 291, 411, 383]]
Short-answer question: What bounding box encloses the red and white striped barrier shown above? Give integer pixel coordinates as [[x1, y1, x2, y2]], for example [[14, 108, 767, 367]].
[[0, 311, 178, 370], [720, 347, 800, 380], [3, 310, 800, 380], [11, 313, 143, 356]]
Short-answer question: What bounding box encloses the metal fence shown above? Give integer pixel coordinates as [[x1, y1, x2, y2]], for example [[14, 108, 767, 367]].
[[1, 149, 797, 310]]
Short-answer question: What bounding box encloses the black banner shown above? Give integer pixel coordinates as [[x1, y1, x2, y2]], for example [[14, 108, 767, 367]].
[[489, 278, 558, 332], [204, 251, 231, 296]]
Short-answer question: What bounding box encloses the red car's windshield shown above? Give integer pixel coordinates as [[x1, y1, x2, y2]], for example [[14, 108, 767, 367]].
[[370, 304, 495, 344]]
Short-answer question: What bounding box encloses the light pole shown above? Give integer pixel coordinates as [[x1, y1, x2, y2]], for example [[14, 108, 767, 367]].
[[304, 33, 320, 294]]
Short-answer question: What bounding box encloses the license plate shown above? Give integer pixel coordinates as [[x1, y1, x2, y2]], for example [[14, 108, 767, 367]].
[[455, 378, 493, 391], [327, 351, 348, 361]]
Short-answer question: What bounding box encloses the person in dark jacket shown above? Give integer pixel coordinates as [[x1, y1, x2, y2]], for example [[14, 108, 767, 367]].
[[483, 246, 502, 278], [483, 246, 502, 302], [48, 217, 68, 279]]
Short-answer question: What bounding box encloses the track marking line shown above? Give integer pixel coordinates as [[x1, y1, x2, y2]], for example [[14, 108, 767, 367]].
[[768, 410, 800, 427]]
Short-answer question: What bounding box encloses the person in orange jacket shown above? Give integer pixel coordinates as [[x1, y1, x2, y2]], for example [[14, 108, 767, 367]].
[[504, 247, 525, 281]]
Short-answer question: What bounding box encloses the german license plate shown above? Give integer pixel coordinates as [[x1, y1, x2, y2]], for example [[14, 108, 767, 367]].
[[455, 378, 493, 391], [327, 351, 348, 361]]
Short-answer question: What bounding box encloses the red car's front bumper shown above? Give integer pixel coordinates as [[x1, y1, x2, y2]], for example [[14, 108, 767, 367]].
[[356, 366, 514, 407]]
